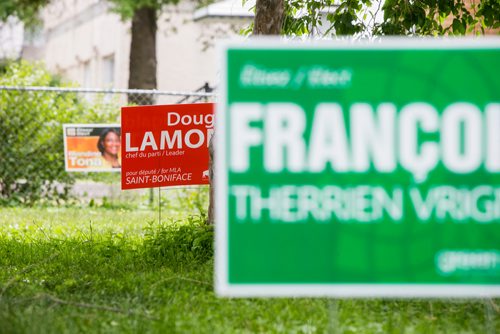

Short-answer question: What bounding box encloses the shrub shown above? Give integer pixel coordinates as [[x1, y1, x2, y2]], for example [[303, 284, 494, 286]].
[[143, 216, 214, 268], [0, 61, 83, 204]]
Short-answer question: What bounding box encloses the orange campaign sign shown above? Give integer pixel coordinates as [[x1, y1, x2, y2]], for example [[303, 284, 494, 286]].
[[63, 124, 121, 172], [121, 103, 214, 190]]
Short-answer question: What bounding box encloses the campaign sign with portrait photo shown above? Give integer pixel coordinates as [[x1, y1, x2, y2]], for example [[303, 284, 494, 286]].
[[63, 124, 121, 172], [121, 103, 214, 190]]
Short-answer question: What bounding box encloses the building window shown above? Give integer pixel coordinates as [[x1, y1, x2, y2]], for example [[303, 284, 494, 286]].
[[102, 54, 114, 88], [82, 60, 91, 87]]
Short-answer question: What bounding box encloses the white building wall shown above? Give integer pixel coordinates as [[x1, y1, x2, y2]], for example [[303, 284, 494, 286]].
[[36, 0, 248, 93], [41, 0, 130, 88], [0, 17, 24, 60], [157, 2, 218, 93]]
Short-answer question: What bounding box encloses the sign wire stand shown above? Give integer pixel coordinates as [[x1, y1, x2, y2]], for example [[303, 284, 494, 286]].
[[328, 299, 339, 334], [158, 187, 162, 225], [484, 298, 496, 334]]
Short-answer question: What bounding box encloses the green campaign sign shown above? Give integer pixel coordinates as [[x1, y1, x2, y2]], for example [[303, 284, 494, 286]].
[[216, 39, 500, 297]]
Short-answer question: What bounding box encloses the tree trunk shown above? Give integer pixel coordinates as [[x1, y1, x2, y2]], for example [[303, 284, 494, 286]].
[[128, 7, 157, 105], [253, 0, 284, 35]]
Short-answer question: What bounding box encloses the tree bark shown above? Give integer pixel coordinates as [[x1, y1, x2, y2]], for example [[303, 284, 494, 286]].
[[128, 7, 157, 105], [253, 0, 284, 35]]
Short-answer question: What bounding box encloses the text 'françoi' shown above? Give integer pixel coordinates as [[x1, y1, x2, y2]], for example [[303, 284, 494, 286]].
[[229, 102, 500, 183]]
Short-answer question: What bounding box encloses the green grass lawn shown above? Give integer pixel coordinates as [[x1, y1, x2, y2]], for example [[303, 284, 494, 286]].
[[0, 206, 498, 333]]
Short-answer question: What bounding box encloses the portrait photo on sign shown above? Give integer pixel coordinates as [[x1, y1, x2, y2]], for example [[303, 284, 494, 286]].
[[63, 124, 121, 172]]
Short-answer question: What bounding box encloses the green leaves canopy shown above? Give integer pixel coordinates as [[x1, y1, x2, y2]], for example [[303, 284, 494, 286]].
[[107, 0, 179, 19], [281, 0, 499, 37], [1, 0, 498, 36], [0, 0, 49, 26], [0, 0, 180, 24]]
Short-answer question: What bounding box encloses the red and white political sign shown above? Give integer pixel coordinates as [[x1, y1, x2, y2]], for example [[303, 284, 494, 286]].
[[121, 103, 214, 190]]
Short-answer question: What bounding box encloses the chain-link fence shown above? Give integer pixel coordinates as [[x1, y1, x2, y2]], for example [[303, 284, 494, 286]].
[[0, 85, 215, 205]]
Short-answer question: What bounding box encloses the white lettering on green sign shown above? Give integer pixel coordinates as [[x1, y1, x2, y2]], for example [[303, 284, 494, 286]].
[[230, 185, 500, 223], [230, 102, 500, 183]]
